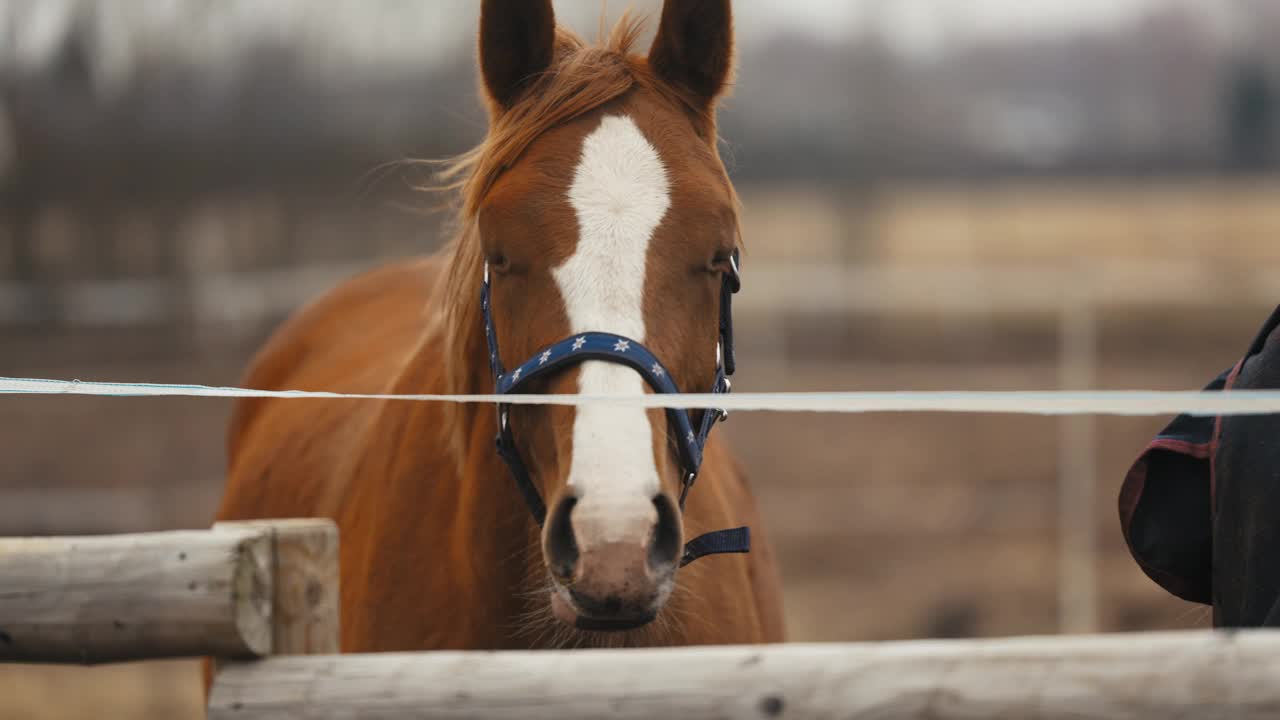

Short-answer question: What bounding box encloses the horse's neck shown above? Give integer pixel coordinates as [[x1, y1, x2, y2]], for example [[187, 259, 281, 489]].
[[339, 310, 544, 647]]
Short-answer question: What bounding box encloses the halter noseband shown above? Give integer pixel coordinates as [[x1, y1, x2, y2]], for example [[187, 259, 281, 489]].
[[481, 251, 750, 568]]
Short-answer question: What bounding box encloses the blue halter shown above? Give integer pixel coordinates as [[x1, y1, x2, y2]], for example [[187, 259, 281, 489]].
[[480, 251, 749, 568]]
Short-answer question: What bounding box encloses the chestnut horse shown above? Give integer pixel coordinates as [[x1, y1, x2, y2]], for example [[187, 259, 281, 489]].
[[217, 0, 784, 650]]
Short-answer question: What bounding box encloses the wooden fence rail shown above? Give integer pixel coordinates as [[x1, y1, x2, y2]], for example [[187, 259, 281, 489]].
[[0, 519, 337, 664], [208, 630, 1280, 720], [5, 522, 1279, 718]]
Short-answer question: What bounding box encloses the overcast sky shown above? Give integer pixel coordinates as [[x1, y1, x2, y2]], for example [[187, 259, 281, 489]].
[[2, 0, 1236, 79], [739, 0, 1177, 44], [581, 0, 1222, 53]]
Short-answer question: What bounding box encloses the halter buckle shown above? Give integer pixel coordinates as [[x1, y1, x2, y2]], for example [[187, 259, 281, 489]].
[[499, 408, 509, 432], [483, 262, 490, 285]]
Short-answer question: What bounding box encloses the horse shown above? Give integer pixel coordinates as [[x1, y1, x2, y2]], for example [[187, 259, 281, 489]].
[[1119, 304, 1280, 626], [215, 0, 785, 652]]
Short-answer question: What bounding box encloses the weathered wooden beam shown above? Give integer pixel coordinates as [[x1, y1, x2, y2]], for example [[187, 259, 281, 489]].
[[210, 631, 1280, 720], [0, 527, 273, 664], [214, 519, 340, 655]]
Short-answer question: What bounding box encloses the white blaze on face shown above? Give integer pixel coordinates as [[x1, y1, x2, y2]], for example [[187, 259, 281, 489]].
[[554, 115, 670, 526]]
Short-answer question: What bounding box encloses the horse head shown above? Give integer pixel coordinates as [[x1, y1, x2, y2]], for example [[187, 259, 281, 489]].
[[463, 0, 741, 632]]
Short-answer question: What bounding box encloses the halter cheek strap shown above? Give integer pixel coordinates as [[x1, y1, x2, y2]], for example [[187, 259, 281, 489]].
[[481, 252, 749, 567]]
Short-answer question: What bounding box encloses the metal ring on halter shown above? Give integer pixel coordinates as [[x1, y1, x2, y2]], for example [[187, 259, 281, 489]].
[[484, 262, 490, 284], [729, 253, 740, 278], [679, 471, 697, 507], [716, 342, 723, 369], [500, 408, 509, 432]]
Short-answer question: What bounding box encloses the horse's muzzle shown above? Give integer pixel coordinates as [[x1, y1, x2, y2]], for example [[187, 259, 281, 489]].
[[549, 585, 661, 632], [573, 612, 657, 633], [542, 490, 680, 631]]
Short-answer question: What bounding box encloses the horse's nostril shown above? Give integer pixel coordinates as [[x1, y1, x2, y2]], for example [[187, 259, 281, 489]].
[[649, 494, 682, 573], [545, 495, 579, 582]]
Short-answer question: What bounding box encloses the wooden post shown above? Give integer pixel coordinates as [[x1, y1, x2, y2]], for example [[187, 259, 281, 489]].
[[0, 528, 273, 664], [213, 519, 340, 655], [1057, 299, 1099, 634], [208, 631, 1280, 719]]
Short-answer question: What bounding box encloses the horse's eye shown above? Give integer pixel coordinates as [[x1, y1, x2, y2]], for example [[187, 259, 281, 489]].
[[488, 252, 510, 271]]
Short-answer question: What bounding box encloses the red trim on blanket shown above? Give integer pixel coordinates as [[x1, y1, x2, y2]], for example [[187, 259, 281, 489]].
[[1149, 438, 1212, 459]]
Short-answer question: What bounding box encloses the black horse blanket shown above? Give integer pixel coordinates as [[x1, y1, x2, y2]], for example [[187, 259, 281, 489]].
[[1120, 304, 1280, 625]]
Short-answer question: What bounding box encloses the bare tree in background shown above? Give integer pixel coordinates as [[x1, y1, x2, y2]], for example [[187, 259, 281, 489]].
[[1223, 57, 1275, 172], [1, 1, 37, 285]]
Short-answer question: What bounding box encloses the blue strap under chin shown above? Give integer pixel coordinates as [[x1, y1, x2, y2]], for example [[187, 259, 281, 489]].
[[481, 251, 749, 566], [681, 526, 751, 568]]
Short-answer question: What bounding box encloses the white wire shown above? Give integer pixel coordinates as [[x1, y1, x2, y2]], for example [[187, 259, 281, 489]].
[[3, 376, 1279, 417]]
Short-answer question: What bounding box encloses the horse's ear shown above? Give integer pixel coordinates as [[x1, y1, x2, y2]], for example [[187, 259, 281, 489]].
[[479, 0, 557, 113], [648, 0, 734, 112]]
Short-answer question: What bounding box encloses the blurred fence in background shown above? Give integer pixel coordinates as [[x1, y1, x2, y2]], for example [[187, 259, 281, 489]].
[[6, 178, 1277, 634]]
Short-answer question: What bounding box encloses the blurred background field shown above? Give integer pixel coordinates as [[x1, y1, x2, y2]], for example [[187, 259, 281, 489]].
[[3, 1, 1280, 717]]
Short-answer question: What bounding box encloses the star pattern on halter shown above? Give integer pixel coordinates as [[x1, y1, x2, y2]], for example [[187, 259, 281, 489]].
[[512, 367, 522, 381], [572, 337, 586, 352], [539, 350, 552, 366], [613, 339, 631, 353], [651, 363, 664, 378], [687, 431, 696, 444]]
